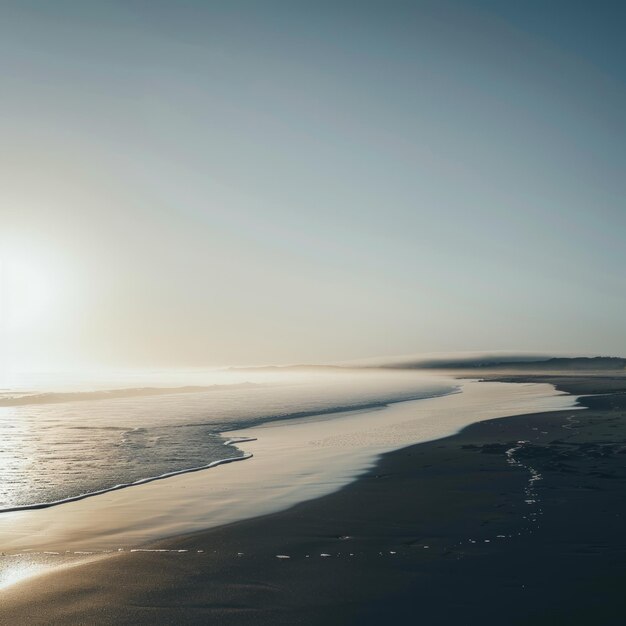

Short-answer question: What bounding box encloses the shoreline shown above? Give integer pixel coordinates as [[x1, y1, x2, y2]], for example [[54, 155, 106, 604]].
[[0, 372, 606, 624], [0, 377, 626, 625], [0, 381, 459, 515], [0, 452, 254, 514], [0, 379, 575, 557], [3, 374, 624, 623]]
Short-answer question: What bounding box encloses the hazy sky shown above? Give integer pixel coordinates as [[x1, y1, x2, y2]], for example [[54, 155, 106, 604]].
[[1, 1, 625, 369]]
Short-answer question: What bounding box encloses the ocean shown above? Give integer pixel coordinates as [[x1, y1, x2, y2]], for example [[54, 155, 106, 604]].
[[0, 368, 456, 511]]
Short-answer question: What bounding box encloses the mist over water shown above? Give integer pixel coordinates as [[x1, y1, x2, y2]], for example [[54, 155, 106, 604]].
[[0, 368, 455, 510]]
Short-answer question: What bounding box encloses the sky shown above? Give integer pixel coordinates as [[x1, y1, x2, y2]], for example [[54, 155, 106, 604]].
[[1, 0, 625, 370]]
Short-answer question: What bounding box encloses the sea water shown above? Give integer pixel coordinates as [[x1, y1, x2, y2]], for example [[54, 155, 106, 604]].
[[0, 368, 456, 510]]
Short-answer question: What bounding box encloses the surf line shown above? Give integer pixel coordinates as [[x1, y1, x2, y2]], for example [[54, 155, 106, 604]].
[[0, 446, 256, 514]]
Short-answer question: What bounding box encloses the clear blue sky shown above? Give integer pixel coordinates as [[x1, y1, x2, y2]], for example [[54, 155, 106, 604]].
[[1, 1, 624, 368]]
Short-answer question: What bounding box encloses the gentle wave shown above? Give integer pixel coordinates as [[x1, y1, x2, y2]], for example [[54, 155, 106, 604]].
[[0, 447, 255, 513]]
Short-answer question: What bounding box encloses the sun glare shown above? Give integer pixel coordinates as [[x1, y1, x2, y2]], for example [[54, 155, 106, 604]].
[[0, 562, 47, 591], [0, 245, 69, 377], [0, 251, 58, 332]]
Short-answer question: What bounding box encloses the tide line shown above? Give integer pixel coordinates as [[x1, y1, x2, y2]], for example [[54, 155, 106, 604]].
[[0, 453, 253, 514]]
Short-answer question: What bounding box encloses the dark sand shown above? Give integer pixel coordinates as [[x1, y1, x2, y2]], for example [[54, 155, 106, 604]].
[[2, 375, 625, 625]]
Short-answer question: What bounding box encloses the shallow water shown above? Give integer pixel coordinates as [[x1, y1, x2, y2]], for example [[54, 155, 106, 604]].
[[0, 369, 455, 510]]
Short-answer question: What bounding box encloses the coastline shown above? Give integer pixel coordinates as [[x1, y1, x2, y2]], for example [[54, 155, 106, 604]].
[[0, 380, 573, 555], [2, 374, 625, 624]]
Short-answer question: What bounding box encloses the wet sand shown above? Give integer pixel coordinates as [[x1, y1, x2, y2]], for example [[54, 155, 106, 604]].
[[2, 374, 625, 624]]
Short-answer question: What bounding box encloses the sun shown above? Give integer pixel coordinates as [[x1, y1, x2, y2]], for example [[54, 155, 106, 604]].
[[0, 242, 75, 377], [0, 250, 57, 332]]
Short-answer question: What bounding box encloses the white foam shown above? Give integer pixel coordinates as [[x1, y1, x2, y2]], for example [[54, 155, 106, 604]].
[[0, 454, 252, 514]]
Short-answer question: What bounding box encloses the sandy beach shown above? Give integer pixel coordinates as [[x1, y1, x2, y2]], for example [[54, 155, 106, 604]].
[[1, 373, 624, 623], [3, 1, 624, 622]]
